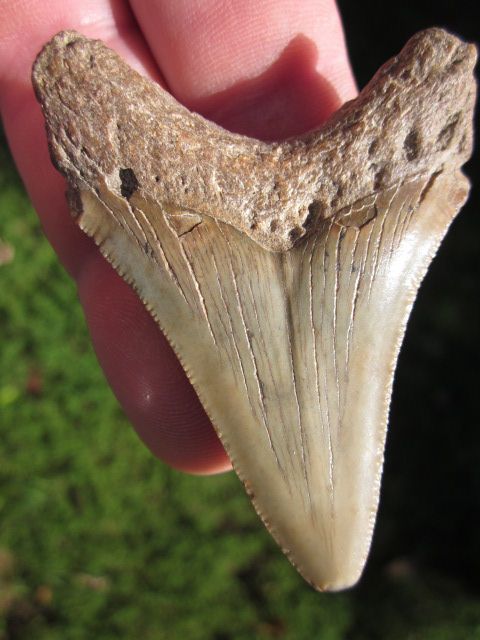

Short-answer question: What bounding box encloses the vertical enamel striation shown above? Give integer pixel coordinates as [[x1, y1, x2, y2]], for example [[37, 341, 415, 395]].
[[32, 29, 476, 590]]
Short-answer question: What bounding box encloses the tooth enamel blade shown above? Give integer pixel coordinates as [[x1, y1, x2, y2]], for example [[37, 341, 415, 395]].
[[72, 170, 468, 590]]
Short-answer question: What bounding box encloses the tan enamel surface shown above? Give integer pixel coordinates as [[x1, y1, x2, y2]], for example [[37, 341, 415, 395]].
[[77, 171, 468, 590]]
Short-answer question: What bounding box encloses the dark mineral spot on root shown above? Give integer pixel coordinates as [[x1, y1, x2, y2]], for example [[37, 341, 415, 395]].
[[404, 128, 421, 161], [368, 138, 379, 157], [288, 226, 303, 242], [66, 185, 83, 218], [437, 113, 460, 151], [373, 165, 388, 190], [119, 168, 139, 199], [304, 201, 322, 229]]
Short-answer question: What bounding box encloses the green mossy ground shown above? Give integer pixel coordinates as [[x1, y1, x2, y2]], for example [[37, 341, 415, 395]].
[[1, 46, 479, 638]]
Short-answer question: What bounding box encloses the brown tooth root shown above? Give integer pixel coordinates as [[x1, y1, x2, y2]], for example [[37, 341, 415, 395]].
[[32, 28, 476, 591]]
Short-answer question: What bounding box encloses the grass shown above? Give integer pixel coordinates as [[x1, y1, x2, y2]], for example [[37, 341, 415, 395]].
[[1, 112, 479, 640]]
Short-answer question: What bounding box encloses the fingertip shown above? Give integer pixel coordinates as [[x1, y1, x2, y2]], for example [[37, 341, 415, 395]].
[[188, 34, 343, 141], [130, 0, 357, 105]]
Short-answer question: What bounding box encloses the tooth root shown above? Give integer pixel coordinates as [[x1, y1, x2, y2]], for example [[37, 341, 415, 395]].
[[32, 28, 476, 590]]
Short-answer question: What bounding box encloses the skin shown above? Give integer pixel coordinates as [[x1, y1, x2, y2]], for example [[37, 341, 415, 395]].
[[0, 0, 356, 474]]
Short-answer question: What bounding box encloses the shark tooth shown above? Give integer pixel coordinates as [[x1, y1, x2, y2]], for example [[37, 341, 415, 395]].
[[32, 28, 476, 591]]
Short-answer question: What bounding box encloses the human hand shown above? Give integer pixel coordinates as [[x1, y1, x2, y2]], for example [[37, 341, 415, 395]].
[[0, 0, 356, 474]]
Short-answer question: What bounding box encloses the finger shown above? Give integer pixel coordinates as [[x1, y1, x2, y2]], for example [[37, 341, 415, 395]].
[[77, 253, 231, 474], [0, 1, 229, 473], [129, 0, 357, 139]]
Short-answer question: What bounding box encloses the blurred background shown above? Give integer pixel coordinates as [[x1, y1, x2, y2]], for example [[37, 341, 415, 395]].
[[1, 1, 479, 638]]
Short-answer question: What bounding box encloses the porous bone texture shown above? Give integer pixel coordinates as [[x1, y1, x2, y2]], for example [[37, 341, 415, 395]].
[[32, 29, 475, 251]]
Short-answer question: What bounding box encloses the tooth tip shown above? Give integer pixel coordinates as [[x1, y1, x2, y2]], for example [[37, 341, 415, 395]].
[[298, 553, 364, 592]]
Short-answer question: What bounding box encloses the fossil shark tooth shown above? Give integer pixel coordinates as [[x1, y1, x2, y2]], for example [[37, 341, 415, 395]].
[[32, 28, 476, 591]]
